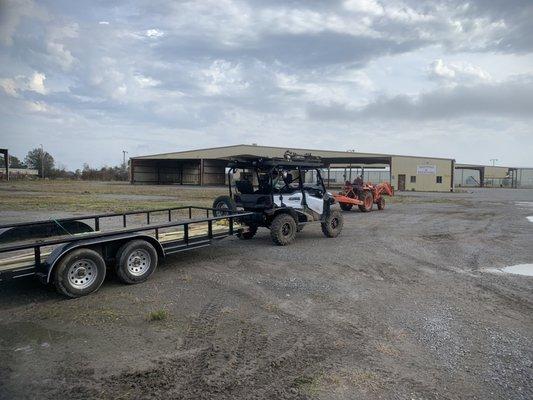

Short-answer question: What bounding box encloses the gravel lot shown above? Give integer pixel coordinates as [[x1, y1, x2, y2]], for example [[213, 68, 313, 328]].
[[0, 188, 532, 399]]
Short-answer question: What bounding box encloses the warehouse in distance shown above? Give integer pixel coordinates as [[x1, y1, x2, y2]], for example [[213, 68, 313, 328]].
[[130, 144, 532, 191]]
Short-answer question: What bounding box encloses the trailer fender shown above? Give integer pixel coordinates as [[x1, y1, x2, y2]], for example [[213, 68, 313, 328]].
[[43, 233, 165, 284]]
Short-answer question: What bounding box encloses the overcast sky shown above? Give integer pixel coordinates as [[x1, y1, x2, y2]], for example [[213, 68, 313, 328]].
[[1, 0, 532, 169]]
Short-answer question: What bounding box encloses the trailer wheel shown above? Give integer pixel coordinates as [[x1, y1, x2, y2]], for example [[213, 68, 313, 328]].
[[377, 197, 385, 210], [116, 240, 158, 284], [212, 195, 237, 217], [270, 214, 297, 246], [54, 248, 106, 298], [358, 191, 373, 212], [340, 203, 353, 211], [238, 225, 258, 240], [321, 210, 343, 238]]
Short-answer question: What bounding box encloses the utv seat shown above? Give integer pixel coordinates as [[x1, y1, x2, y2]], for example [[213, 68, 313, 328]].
[[236, 180, 254, 194]]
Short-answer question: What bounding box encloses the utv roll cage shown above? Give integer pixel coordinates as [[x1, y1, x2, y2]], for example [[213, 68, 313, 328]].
[[225, 152, 328, 199]]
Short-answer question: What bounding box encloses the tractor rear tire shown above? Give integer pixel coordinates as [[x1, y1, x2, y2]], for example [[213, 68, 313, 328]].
[[340, 203, 353, 211], [238, 225, 258, 240], [377, 197, 385, 210], [270, 214, 297, 246], [321, 210, 343, 238], [358, 191, 373, 212], [212, 195, 237, 217]]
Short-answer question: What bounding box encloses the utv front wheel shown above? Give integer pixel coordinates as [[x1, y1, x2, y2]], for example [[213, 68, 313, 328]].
[[321, 210, 343, 238], [270, 214, 297, 246]]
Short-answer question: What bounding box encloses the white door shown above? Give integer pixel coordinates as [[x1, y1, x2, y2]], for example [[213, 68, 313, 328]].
[[273, 193, 303, 209], [305, 193, 324, 214]]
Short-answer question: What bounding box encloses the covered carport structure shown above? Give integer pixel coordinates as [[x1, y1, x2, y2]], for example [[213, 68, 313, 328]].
[[130, 144, 455, 192], [130, 145, 391, 187]]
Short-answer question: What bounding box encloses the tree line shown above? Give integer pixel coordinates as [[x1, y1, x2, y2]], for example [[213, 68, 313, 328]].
[[0, 147, 128, 181]]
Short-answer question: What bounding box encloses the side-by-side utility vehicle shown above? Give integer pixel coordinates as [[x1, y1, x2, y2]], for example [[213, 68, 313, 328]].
[[213, 151, 344, 246]]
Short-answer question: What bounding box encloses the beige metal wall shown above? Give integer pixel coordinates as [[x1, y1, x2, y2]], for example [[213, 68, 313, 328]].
[[484, 166, 510, 179], [391, 156, 453, 192]]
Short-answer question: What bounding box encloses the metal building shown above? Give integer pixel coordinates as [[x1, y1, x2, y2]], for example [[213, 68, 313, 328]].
[[130, 144, 456, 192], [454, 164, 520, 188]]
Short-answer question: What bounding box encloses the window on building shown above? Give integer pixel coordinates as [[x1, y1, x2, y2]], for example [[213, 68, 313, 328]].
[[410, 176, 416, 183], [436, 176, 443, 184]]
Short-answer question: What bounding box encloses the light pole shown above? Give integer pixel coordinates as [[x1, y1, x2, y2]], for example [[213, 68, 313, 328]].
[[122, 150, 128, 167], [490, 158, 498, 166]]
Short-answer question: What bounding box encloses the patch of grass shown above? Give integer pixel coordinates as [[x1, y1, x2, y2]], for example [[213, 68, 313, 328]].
[[293, 374, 322, 395], [148, 309, 168, 322]]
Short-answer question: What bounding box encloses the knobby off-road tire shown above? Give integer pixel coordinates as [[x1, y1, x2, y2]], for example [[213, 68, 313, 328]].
[[340, 203, 353, 211], [377, 197, 385, 210], [54, 248, 106, 298], [321, 210, 343, 238], [358, 191, 374, 212], [212, 195, 237, 217], [238, 225, 258, 240], [116, 240, 158, 284], [270, 214, 297, 246]]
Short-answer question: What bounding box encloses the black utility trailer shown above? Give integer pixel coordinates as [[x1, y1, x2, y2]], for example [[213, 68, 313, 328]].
[[0, 206, 252, 298]]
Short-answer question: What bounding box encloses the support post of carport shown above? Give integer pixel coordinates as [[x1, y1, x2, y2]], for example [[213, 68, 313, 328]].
[[480, 167, 485, 187], [199, 159, 204, 186], [327, 166, 331, 189], [129, 158, 134, 184]]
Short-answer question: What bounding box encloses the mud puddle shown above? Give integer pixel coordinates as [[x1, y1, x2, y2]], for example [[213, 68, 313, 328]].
[[488, 264, 533, 277], [0, 321, 70, 353]]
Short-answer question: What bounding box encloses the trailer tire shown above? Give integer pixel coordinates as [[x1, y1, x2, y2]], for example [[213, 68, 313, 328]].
[[116, 240, 158, 284], [377, 197, 385, 210], [358, 191, 373, 212], [238, 225, 258, 240], [321, 210, 343, 238], [54, 248, 106, 298], [340, 203, 353, 211], [270, 214, 297, 246], [212, 196, 237, 217]]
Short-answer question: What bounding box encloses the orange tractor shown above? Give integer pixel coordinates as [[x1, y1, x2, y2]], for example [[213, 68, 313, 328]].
[[334, 179, 394, 212]]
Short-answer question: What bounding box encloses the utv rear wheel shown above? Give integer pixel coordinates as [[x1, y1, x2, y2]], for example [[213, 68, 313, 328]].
[[54, 248, 106, 298], [321, 210, 343, 238], [340, 203, 353, 211], [270, 214, 297, 246], [377, 197, 385, 210], [358, 191, 373, 212], [116, 240, 158, 284], [212, 195, 237, 217], [238, 225, 258, 240]]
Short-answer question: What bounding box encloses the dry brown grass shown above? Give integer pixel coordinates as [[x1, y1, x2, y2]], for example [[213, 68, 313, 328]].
[[0, 180, 226, 213]]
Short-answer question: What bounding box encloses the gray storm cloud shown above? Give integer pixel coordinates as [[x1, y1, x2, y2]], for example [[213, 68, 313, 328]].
[[0, 0, 532, 168]]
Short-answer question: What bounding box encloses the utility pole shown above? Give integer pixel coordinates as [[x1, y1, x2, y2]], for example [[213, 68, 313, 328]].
[[40, 144, 45, 179], [490, 158, 498, 166], [122, 150, 128, 167]]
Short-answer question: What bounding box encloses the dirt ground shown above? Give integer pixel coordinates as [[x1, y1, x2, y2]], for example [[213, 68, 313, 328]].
[[0, 184, 532, 400]]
